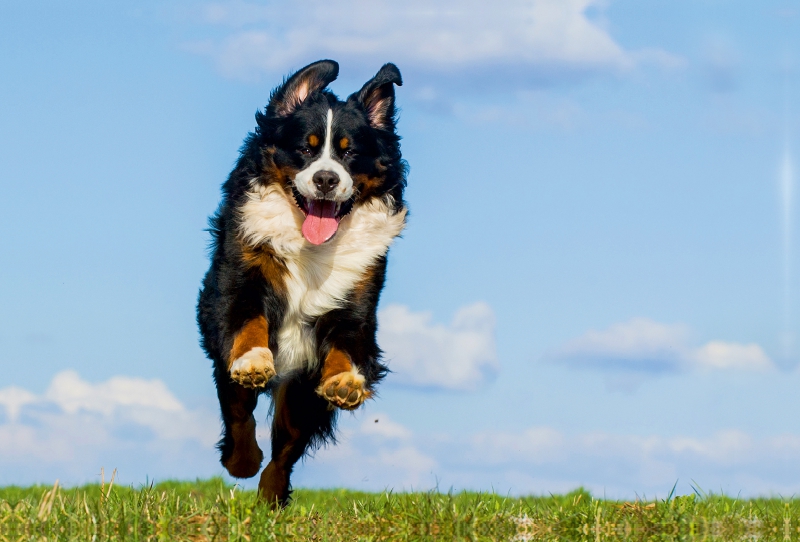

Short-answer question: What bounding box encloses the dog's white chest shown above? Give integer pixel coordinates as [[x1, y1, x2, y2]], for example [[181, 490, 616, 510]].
[[239, 184, 406, 373]]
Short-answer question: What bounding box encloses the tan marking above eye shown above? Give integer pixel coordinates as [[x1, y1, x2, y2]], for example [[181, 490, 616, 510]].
[[308, 134, 319, 147], [339, 137, 349, 150]]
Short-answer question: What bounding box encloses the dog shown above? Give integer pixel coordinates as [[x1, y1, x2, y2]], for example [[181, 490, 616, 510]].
[[197, 60, 406, 507]]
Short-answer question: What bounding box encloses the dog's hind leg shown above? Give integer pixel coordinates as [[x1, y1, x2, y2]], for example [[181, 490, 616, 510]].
[[215, 368, 264, 479], [200, 263, 278, 479], [258, 374, 334, 508]]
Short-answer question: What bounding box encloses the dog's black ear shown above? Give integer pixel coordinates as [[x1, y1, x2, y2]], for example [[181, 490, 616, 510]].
[[268, 60, 339, 117], [350, 63, 402, 130]]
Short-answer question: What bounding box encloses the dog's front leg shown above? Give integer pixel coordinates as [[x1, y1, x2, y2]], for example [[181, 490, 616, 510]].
[[314, 261, 389, 410], [198, 263, 279, 479], [314, 305, 387, 410], [316, 346, 373, 410], [228, 315, 276, 389]]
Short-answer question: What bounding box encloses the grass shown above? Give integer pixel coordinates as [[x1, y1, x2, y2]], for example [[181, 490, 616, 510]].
[[2, 478, 800, 541]]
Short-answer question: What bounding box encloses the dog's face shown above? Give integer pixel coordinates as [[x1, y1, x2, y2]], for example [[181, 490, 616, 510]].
[[254, 61, 403, 245]]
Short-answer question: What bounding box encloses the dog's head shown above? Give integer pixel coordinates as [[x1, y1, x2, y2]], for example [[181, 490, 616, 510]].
[[253, 60, 404, 245]]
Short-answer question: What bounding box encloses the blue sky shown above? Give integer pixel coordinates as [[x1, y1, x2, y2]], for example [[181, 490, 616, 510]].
[[2, 0, 800, 498]]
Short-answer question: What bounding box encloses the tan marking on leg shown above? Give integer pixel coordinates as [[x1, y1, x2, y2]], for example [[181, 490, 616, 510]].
[[316, 348, 371, 410], [229, 317, 275, 388], [321, 347, 353, 381], [230, 316, 269, 365]]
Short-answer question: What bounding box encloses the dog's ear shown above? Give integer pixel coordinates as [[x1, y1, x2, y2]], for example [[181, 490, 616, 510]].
[[350, 63, 402, 130], [268, 60, 339, 117]]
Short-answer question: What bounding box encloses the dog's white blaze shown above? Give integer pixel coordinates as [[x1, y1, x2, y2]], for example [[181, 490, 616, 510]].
[[292, 109, 354, 202], [239, 183, 406, 373]]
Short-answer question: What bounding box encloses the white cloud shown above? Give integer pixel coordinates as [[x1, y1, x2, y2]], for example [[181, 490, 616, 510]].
[[692, 341, 772, 370], [360, 413, 413, 440], [0, 387, 37, 422], [294, 409, 437, 491], [469, 427, 565, 465], [184, 0, 679, 84], [0, 371, 220, 485], [378, 303, 498, 391], [553, 318, 689, 373], [549, 318, 774, 379], [45, 370, 184, 415]]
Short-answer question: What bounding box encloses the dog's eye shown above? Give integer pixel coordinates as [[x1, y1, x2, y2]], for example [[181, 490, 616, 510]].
[[342, 149, 354, 158], [299, 147, 312, 156]]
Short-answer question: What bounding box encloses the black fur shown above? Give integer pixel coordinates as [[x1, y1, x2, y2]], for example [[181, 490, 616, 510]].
[[196, 60, 405, 506]]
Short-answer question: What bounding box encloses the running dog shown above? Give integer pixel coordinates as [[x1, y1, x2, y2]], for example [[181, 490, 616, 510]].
[[197, 60, 406, 506]]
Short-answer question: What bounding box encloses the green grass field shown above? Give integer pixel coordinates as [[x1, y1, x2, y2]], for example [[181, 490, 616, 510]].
[[2, 478, 799, 541]]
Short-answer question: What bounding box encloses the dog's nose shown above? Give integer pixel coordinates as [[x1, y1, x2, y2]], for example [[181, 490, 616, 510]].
[[312, 170, 340, 195]]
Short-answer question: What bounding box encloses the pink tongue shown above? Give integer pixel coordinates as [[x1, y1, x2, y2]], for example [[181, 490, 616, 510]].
[[302, 200, 340, 245]]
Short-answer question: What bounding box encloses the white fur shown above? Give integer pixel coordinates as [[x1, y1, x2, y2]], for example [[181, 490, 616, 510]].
[[293, 109, 354, 202], [347, 363, 365, 384], [239, 183, 406, 374], [322, 362, 366, 385], [230, 347, 274, 373]]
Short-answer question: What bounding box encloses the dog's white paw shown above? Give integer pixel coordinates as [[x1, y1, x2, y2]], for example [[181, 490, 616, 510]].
[[317, 369, 371, 410], [230, 347, 276, 389]]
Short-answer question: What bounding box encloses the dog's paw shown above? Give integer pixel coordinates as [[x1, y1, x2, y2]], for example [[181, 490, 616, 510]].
[[230, 347, 276, 389], [222, 417, 263, 479], [317, 370, 371, 410]]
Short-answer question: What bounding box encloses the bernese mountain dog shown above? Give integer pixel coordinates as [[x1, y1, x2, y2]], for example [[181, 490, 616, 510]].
[[197, 60, 406, 507]]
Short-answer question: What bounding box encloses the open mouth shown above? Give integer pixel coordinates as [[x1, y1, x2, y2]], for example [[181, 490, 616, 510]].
[[292, 188, 354, 245]]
